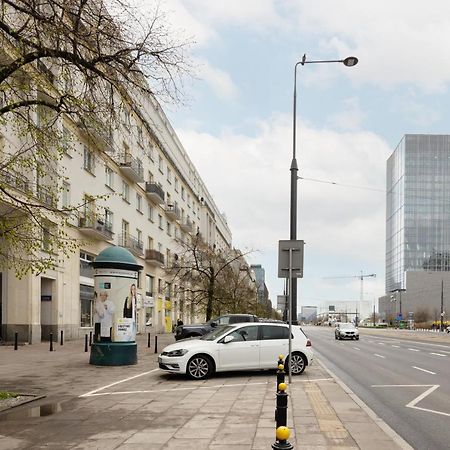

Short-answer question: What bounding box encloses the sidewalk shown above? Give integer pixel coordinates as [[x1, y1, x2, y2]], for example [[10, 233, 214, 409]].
[[0, 333, 411, 449]]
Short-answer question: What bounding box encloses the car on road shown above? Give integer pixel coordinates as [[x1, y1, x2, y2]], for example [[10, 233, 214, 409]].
[[335, 322, 359, 340], [174, 313, 259, 340], [159, 322, 313, 380]]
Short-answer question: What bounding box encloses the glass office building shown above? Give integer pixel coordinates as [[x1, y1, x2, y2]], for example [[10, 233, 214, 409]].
[[386, 135, 450, 292]]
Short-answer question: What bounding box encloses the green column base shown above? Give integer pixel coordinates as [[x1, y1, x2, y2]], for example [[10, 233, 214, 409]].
[[89, 342, 137, 366]]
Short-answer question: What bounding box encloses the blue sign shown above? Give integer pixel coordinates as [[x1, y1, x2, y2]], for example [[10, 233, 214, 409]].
[[396, 313, 403, 321]]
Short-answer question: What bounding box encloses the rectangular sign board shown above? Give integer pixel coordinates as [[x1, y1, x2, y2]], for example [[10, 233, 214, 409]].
[[277, 295, 287, 310], [278, 240, 304, 278]]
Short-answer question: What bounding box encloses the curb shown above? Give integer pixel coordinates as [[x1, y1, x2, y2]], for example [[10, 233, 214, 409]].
[[316, 356, 414, 450], [0, 394, 46, 413]]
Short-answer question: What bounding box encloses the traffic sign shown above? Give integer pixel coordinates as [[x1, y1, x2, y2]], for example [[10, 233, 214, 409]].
[[278, 240, 304, 278]]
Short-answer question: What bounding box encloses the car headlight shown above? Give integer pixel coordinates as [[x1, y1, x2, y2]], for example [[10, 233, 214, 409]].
[[165, 349, 189, 357]]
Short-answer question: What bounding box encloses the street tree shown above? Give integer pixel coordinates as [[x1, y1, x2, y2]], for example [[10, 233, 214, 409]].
[[0, 0, 191, 276], [167, 234, 254, 321]]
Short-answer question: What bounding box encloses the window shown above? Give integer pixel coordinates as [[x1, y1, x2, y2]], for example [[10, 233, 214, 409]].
[[147, 236, 154, 250], [122, 219, 129, 239], [167, 221, 171, 236], [261, 326, 290, 340], [158, 214, 163, 229], [145, 274, 154, 297], [187, 194, 191, 208], [124, 109, 131, 130], [122, 181, 130, 202], [136, 193, 143, 213], [167, 168, 172, 183], [148, 171, 154, 183], [80, 284, 94, 327], [148, 143, 154, 161], [137, 125, 143, 147], [181, 187, 185, 200], [105, 166, 114, 189], [42, 225, 51, 252], [175, 178, 179, 192], [228, 326, 258, 342], [158, 242, 163, 253], [62, 125, 72, 156], [80, 252, 94, 278], [158, 278, 163, 294], [137, 229, 142, 245], [83, 146, 95, 174], [62, 181, 70, 208], [158, 154, 164, 173], [148, 204, 154, 221], [105, 209, 113, 229]]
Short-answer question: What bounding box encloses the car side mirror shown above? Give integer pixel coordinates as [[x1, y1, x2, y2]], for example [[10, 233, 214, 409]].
[[223, 335, 234, 344], [210, 321, 218, 328]]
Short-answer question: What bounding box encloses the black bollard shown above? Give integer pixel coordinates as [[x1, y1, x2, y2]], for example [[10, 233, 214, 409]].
[[84, 334, 88, 352], [49, 333, 54, 352], [89, 331, 93, 346], [275, 384, 288, 429], [272, 426, 293, 450], [14, 332, 18, 350], [154, 335, 158, 354], [60, 330, 64, 346], [147, 332, 151, 348]]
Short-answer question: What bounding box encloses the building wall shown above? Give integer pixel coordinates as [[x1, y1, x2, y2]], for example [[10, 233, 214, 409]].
[[0, 69, 232, 343]]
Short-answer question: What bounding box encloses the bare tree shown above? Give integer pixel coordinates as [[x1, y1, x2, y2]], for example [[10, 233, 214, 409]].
[[167, 235, 254, 321], [0, 0, 191, 276], [414, 307, 431, 324]]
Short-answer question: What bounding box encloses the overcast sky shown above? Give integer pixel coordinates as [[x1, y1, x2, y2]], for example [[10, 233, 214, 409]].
[[154, 0, 450, 312]]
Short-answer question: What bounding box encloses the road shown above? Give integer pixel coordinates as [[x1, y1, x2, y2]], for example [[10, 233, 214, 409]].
[[305, 326, 450, 449]]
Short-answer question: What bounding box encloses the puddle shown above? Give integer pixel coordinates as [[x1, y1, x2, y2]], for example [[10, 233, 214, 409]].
[[0, 402, 63, 420]]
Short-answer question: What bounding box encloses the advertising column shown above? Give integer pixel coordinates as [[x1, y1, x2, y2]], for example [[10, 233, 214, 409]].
[[90, 247, 143, 366]]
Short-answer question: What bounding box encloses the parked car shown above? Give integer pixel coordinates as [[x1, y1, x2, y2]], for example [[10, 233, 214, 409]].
[[174, 313, 259, 341], [335, 322, 359, 340], [159, 322, 313, 380]]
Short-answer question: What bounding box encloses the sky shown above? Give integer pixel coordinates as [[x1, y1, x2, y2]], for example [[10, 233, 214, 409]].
[[147, 0, 450, 314]]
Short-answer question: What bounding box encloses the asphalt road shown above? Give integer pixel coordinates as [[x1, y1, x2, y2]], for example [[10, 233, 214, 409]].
[[304, 326, 450, 449]]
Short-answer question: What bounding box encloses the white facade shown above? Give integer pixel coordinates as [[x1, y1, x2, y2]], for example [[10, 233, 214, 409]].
[[0, 73, 232, 343]]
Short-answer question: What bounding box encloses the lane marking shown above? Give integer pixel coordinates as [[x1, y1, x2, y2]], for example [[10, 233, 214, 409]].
[[412, 366, 436, 375], [430, 352, 446, 357], [378, 342, 385, 345], [353, 347, 360, 351], [392, 345, 400, 348], [372, 384, 450, 417], [80, 369, 159, 397], [374, 353, 385, 358], [408, 348, 420, 352]]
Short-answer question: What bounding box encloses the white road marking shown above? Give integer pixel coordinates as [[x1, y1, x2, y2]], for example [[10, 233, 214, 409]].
[[378, 342, 385, 345], [353, 347, 360, 351], [430, 352, 446, 357], [392, 345, 400, 348], [79, 369, 159, 397], [412, 366, 436, 375], [408, 348, 419, 352], [374, 353, 386, 358], [372, 384, 450, 417]]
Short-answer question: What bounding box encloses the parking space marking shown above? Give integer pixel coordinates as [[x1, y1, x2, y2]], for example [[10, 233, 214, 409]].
[[412, 366, 436, 375], [374, 354, 386, 358], [430, 352, 446, 357]]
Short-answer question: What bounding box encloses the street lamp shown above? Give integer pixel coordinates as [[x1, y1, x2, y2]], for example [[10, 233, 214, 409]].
[[390, 288, 406, 320], [290, 54, 358, 324]]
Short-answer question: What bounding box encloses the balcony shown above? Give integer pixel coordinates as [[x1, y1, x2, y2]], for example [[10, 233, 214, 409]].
[[78, 215, 114, 241], [36, 184, 56, 208], [180, 218, 194, 234], [0, 169, 30, 194], [165, 203, 181, 221], [119, 153, 144, 183], [145, 182, 165, 205], [119, 233, 144, 257], [77, 116, 114, 153], [145, 249, 165, 267]]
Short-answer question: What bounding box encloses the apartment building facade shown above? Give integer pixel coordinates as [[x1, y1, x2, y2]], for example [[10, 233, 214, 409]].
[[0, 71, 232, 344]]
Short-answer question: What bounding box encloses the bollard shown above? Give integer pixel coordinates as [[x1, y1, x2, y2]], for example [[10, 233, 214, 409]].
[[14, 332, 18, 350], [89, 331, 93, 347], [275, 356, 286, 421], [147, 332, 151, 348], [60, 330, 64, 346], [49, 333, 54, 352], [154, 335, 158, 354], [272, 426, 293, 450], [84, 334, 88, 352]]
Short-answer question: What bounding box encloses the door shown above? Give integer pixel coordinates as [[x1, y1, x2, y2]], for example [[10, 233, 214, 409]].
[[218, 325, 260, 370], [259, 325, 290, 369]]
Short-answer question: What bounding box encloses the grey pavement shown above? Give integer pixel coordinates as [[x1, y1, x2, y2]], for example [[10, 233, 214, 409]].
[[0, 331, 411, 449]]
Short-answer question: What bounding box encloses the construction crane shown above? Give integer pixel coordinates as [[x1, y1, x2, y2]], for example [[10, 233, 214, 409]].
[[323, 271, 376, 323]]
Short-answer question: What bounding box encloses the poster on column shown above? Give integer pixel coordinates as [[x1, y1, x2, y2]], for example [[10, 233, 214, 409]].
[[94, 268, 139, 343]]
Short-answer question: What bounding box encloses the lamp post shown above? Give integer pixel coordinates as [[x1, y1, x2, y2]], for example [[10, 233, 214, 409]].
[[290, 54, 358, 324], [390, 288, 406, 322]]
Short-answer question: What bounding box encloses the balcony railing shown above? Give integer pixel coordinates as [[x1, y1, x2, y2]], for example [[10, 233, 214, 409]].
[[0, 169, 31, 194], [119, 153, 144, 182], [36, 184, 56, 207], [145, 182, 165, 204], [119, 233, 144, 256], [78, 215, 114, 241], [145, 249, 165, 267], [77, 116, 114, 153], [165, 203, 181, 221], [180, 218, 194, 233]]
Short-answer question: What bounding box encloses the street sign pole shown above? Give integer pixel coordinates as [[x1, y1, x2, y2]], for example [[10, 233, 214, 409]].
[[288, 247, 293, 385]]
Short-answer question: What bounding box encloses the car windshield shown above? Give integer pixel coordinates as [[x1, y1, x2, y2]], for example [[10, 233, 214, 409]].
[[340, 323, 356, 330], [200, 325, 234, 341]]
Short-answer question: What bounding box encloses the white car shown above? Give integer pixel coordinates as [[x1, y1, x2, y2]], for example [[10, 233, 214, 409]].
[[158, 322, 313, 380], [335, 322, 359, 340]]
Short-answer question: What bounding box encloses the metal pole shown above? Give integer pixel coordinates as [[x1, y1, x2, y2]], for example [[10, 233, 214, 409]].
[[49, 333, 53, 352], [154, 335, 158, 354], [288, 247, 293, 385], [441, 280, 444, 332], [14, 332, 18, 350], [84, 334, 88, 352], [147, 332, 151, 348], [60, 330, 64, 346]]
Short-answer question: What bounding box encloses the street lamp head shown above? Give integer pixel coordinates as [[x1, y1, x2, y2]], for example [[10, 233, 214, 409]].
[[343, 56, 358, 67]]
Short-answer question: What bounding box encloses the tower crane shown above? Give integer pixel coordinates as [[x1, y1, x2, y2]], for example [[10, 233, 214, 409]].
[[323, 271, 376, 324]]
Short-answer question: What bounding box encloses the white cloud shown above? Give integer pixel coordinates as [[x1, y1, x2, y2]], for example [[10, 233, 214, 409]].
[[195, 59, 239, 100], [178, 115, 392, 303], [327, 97, 365, 130]]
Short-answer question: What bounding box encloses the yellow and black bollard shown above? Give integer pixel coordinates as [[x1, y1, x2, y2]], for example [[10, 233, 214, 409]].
[[272, 425, 293, 450], [275, 355, 286, 422]]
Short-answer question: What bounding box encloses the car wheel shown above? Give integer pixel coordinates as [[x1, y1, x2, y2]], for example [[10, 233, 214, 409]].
[[356, 336, 359, 340], [286, 353, 307, 375], [186, 355, 213, 380], [335, 335, 338, 340]]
